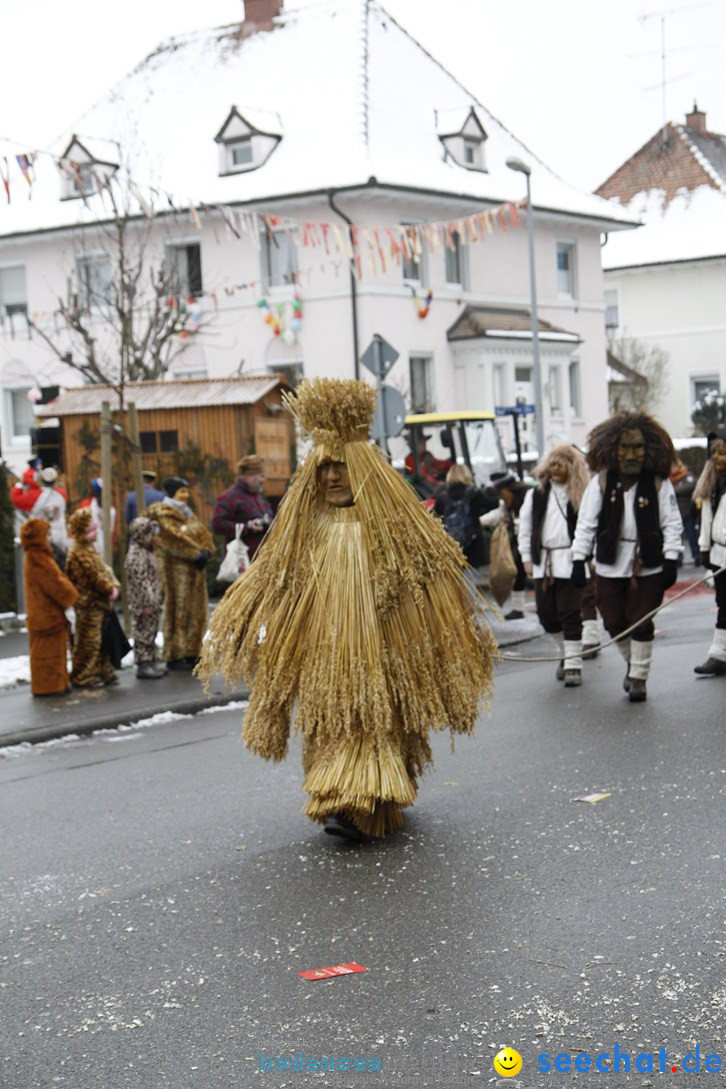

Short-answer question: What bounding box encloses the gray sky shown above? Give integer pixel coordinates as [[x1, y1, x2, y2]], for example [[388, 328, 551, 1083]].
[[2, 0, 724, 193]]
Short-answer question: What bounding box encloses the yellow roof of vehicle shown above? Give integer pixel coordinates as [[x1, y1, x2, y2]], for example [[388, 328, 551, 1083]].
[[405, 411, 496, 425]]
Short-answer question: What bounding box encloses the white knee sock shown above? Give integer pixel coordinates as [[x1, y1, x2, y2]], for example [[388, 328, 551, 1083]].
[[615, 636, 631, 665], [582, 619, 600, 646], [629, 640, 653, 680], [707, 627, 726, 662], [564, 640, 583, 671]]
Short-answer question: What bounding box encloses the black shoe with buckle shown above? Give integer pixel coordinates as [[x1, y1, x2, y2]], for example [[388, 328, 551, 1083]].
[[504, 609, 525, 621], [694, 657, 726, 676]]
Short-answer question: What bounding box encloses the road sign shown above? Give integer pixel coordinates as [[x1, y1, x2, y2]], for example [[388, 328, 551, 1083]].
[[371, 385, 407, 443], [495, 404, 535, 416], [361, 334, 399, 380]]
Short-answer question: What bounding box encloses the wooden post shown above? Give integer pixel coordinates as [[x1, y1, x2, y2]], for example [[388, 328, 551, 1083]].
[[128, 403, 146, 516], [100, 401, 113, 568]]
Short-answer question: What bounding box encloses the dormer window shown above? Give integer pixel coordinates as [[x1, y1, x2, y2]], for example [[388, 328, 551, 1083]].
[[437, 107, 488, 172], [215, 106, 282, 175], [230, 140, 253, 167], [59, 136, 118, 200]]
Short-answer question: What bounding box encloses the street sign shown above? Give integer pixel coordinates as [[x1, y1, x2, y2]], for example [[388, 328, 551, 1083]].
[[371, 385, 407, 443], [361, 334, 399, 380], [495, 404, 535, 416]]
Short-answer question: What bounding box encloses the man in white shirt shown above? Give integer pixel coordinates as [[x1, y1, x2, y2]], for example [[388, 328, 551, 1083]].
[[571, 412, 683, 702]]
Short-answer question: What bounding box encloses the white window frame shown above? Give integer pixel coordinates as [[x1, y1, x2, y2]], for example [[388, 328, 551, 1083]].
[[569, 359, 581, 416], [604, 288, 619, 330], [444, 229, 467, 288], [401, 223, 427, 285], [690, 372, 721, 408], [0, 264, 28, 317], [5, 385, 34, 443], [556, 241, 577, 297], [228, 138, 254, 170], [409, 354, 434, 413], [165, 241, 203, 298], [77, 253, 113, 312], [549, 364, 563, 414], [261, 229, 299, 290]]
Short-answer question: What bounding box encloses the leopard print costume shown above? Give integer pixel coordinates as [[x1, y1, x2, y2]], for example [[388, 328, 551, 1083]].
[[66, 508, 119, 687], [125, 517, 162, 663]]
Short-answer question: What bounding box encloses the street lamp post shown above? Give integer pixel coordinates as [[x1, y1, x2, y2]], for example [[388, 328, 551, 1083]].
[[506, 157, 545, 458]]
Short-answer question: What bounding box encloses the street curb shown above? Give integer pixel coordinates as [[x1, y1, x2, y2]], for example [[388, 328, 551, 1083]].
[[0, 690, 248, 749]]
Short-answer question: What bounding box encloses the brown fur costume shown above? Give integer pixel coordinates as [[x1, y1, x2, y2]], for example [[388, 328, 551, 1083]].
[[66, 508, 119, 687], [145, 499, 214, 662], [585, 411, 675, 475], [199, 378, 497, 838], [20, 518, 77, 696]]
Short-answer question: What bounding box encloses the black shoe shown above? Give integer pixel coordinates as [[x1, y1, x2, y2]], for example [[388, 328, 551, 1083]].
[[623, 669, 632, 693], [694, 657, 726, 676], [167, 659, 195, 671], [136, 662, 164, 679], [324, 813, 367, 842], [33, 688, 71, 698], [151, 661, 168, 676], [504, 610, 525, 621], [582, 643, 600, 660], [185, 656, 200, 669], [564, 669, 582, 687], [628, 678, 647, 702], [104, 674, 119, 685], [556, 660, 565, 681]]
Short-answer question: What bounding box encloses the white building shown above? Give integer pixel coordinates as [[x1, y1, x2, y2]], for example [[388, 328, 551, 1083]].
[[0, 0, 635, 475], [597, 104, 726, 439]]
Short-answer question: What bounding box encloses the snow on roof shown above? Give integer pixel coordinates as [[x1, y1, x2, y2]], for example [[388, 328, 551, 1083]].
[[0, 0, 636, 240], [601, 185, 726, 269]]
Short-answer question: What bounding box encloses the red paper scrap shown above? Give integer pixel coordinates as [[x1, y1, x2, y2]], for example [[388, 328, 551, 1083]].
[[298, 962, 368, 981]]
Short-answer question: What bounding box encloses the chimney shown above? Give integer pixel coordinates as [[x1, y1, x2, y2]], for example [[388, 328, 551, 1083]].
[[686, 101, 707, 135], [242, 0, 282, 32]]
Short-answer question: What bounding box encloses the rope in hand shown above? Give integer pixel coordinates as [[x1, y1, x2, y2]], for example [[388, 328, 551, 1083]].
[[491, 563, 726, 664]]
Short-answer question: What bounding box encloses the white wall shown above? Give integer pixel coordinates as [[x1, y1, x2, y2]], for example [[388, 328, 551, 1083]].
[[0, 190, 612, 472], [604, 257, 726, 438]]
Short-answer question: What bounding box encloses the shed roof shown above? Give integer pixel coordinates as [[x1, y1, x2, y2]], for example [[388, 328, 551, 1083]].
[[34, 375, 287, 417]]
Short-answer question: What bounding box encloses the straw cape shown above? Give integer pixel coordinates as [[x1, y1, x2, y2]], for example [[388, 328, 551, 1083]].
[[198, 378, 497, 837]]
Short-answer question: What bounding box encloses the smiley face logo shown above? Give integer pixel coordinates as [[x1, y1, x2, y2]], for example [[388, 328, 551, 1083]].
[[493, 1047, 523, 1077]]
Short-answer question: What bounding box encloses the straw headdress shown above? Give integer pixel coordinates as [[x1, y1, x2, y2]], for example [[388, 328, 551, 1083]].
[[199, 377, 496, 836]]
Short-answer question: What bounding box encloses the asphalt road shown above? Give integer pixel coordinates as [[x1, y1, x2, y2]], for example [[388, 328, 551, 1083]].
[[1, 590, 724, 1089]]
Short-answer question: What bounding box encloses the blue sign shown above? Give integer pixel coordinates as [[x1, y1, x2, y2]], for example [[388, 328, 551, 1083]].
[[495, 404, 535, 416]]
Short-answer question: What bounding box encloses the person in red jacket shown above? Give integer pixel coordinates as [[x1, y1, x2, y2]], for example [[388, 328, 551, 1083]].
[[211, 455, 273, 560]]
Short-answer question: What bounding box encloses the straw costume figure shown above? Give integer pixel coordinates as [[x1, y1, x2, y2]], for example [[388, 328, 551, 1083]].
[[198, 378, 496, 841]]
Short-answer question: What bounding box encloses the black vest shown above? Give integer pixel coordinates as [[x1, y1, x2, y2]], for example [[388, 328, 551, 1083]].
[[530, 481, 577, 566], [596, 469, 663, 567]]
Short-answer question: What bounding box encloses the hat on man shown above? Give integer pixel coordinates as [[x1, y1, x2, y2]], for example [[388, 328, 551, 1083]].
[[162, 475, 188, 497], [492, 472, 518, 492], [27, 456, 43, 471], [237, 455, 264, 475], [39, 466, 58, 485], [141, 469, 158, 482]]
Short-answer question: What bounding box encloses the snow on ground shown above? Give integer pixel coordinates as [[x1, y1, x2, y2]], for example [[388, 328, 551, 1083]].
[[0, 656, 31, 688], [0, 700, 249, 759]]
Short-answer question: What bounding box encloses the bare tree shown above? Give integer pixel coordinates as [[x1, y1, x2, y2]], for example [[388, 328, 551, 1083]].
[[607, 332, 670, 414], [29, 163, 212, 397]]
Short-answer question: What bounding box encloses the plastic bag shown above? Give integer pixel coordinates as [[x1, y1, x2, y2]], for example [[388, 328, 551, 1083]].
[[217, 523, 250, 584]]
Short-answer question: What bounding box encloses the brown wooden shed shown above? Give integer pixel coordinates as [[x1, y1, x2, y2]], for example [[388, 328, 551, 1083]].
[[34, 375, 294, 528]]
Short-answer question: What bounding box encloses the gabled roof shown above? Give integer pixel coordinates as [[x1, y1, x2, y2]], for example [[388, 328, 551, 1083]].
[[597, 107, 726, 270], [596, 120, 726, 207], [0, 0, 635, 239], [34, 375, 287, 417], [447, 306, 580, 343]]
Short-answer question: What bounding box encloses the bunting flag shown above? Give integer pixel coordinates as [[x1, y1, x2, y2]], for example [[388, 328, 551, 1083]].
[[1, 158, 10, 203], [15, 153, 34, 197]]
